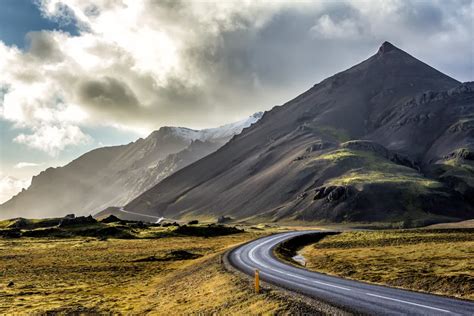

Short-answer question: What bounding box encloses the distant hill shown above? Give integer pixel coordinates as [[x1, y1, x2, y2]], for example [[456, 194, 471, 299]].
[[0, 112, 262, 219], [125, 42, 474, 225]]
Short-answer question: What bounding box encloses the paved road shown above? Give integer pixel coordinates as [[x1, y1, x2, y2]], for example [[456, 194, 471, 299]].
[[228, 231, 474, 315]]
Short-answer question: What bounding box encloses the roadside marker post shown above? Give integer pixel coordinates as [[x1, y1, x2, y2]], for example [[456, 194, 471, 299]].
[[255, 269, 260, 293]]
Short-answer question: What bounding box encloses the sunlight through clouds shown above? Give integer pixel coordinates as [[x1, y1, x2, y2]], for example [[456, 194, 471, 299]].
[[0, 0, 472, 157]]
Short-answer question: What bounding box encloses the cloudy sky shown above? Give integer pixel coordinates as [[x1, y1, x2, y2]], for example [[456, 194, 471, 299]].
[[0, 0, 473, 203]]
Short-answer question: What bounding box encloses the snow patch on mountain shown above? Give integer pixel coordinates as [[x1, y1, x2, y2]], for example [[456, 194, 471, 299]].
[[156, 112, 264, 143]]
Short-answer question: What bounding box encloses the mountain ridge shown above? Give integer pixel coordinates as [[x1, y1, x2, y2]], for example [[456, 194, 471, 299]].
[[0, 112, 263, 219], [124, 42, 473, 225]]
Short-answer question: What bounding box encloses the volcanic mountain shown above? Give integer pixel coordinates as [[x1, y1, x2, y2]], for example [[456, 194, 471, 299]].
[[125, 42, 474, 225], [0, 113, 262, 219]]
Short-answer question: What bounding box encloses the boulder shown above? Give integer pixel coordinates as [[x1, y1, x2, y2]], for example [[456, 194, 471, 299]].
[[100, 215, 122, 223]]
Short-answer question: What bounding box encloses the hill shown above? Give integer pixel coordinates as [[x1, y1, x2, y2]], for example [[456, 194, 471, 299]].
[[0, 113, 262, 219], [125, 42, 474, 225]]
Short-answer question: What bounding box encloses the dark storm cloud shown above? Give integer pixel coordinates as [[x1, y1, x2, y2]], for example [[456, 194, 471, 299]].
[[77, 77, 142, 119], [126, 0, 473, 126]]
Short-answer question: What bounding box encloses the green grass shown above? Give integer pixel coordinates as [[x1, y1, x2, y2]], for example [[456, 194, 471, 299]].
[[438, 157, 474, 187], [315, 148, 442, 192], [328, 170, 440, 188]]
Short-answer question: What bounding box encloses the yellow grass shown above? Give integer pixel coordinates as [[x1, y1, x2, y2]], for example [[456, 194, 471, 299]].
[[0, 231, 316, 314], [300, 230, 474, 300]]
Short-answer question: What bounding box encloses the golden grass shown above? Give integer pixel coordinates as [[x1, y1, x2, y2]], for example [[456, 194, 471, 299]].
[[300, 229, 474, 300], [0, 231, 317, 314]]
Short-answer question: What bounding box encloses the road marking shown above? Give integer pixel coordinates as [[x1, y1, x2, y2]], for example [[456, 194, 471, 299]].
[[233, 232, 472, 315], [365, 293, 452, 313], [313, 280, 351, 291], [247, 232, 351, 292]]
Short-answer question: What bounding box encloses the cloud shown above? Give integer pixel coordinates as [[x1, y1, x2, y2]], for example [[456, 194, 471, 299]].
[[311, 14, 363, 39], [14, 124, 91, 155], [26, 30, 63, 61], [14, 162, 43, 169], [0, 0, 472, 155], [0, 175, 31, 204]]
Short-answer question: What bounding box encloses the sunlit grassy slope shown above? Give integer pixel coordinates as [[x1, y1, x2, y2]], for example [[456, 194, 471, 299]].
[[317, 148, 441, 191]]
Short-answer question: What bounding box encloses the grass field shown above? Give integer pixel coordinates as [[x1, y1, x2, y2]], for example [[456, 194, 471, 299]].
[[299, 229, 474, 300], [0, 228, 321, 314]]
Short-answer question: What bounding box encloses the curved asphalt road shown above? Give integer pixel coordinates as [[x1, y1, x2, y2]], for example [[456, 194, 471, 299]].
[[228, 231, 474, 315]]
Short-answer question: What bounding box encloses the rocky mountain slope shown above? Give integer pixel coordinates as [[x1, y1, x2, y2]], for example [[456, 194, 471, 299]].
[[0, 113, 262, 219], [125, 42, 474, 225]]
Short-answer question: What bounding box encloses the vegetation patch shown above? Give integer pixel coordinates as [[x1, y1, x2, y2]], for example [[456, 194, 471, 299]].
[[0, 229, 322, 314], [174, 224, 242, 237], [132, 250, 202, 262], [317, 148, 441, 191], [299, 229, 474, 300], [0, 214, 248, 242]]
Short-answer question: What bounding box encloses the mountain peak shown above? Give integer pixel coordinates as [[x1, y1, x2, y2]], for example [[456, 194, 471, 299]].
[[377, 41, 399, 54]]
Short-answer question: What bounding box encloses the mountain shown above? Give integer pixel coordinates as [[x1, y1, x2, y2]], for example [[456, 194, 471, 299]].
[[0, 112, 263, 219], [124, 42, 474, 225]]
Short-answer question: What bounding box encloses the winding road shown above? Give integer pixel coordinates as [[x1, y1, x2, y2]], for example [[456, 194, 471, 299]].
[[228, 231, 474, 315]]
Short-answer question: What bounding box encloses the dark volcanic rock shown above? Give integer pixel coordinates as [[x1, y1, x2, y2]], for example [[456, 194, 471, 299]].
[[132, 250, 201, 262], [167, 250, 201, 260], [7, 218, 28, 229], [0, 229, 21, 238], [7, 217, 63, 229], [443, 148, 474, 161], [327, 186, 347, 201], [58, 215, 97, 227], [369, 82, 474, 163], [100, 215, 122, 223], [314, 186, 353, 202], [174, 224, 242, 237]]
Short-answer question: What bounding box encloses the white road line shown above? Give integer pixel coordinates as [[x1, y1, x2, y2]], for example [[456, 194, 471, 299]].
[[365, 293, 452, 313], [233, 232, 473, 315], [313, 280, 351, 291], [247, 233, 351, 292]]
